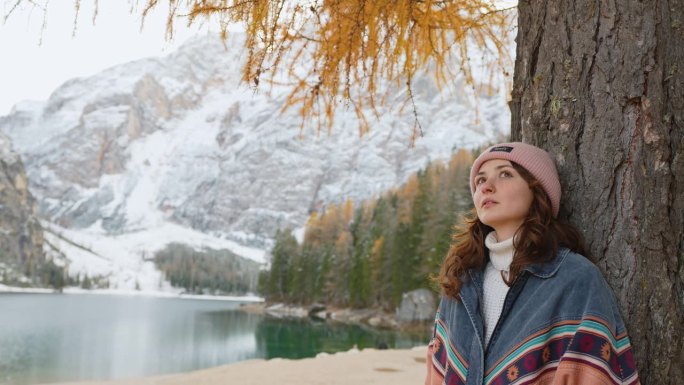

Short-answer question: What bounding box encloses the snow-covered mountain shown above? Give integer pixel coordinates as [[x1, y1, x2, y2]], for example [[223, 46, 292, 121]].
[[0, 33, 509, 292]]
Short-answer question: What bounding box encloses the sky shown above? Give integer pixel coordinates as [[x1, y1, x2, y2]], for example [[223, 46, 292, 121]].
[[0, 1, 206, 116]]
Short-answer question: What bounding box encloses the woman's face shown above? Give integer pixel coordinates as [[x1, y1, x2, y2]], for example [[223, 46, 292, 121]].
[[473, 159, 534, 240]]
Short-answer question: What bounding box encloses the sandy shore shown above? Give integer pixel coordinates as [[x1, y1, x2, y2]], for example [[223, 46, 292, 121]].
[[47, 346, 428, 385]]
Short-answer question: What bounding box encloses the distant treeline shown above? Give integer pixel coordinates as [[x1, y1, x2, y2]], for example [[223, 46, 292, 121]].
[[0, 257, 72, 290], [155, 243, 261, 295], [258, 149, 475, 310]]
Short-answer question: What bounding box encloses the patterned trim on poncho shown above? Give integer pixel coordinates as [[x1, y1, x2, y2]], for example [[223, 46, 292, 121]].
[[484, 316, 639, 385]]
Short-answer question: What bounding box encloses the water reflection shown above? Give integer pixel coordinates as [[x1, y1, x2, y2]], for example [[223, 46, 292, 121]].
[[255, 317, 426, 359], [0, 294, 427, 385]]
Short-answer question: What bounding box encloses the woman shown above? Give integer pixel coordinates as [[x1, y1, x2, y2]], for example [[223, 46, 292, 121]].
[[425, 142, 640, 385]]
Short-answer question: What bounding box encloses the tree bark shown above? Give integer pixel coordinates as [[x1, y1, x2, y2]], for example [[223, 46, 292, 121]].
[[511, 0, 684, 383]]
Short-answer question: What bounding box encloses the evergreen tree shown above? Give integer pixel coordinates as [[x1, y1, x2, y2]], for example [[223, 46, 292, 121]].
[[349, 205, 372, 308], [372, 194, 400, 309], [266, 229, 298, 301], [81, 274, 92, 289]]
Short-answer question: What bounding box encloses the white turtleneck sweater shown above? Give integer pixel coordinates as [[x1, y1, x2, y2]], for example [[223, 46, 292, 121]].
[[482, 232, 514, 347]]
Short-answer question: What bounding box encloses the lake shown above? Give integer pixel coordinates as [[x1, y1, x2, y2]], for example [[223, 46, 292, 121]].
[[0, 293, 428, 385]]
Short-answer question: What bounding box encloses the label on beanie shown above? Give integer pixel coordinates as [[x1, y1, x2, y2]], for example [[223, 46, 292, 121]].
[[490, 146, 514, 153]]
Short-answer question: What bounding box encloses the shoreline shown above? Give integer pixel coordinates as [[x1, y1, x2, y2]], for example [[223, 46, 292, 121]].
[[240, 302, 433, 333], [42, 346, 429, 385], [237, 288, 437, 332], [0, 284, 263, 302]]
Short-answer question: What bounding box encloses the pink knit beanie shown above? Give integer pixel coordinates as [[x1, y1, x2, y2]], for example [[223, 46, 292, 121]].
[[470, 142, 561, 217]]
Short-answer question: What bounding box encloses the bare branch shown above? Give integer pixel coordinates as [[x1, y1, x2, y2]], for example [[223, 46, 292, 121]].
[[406, 66, 423, 148], [3, 0, 23, 23], [71, 0, 80, 37], [91, 0, 98, 25]]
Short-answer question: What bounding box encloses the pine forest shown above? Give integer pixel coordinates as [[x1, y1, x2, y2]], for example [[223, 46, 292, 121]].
[[259, 148, 477, 310]]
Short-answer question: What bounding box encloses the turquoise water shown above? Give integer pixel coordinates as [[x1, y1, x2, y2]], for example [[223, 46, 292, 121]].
[[0, 293, 428, 385]]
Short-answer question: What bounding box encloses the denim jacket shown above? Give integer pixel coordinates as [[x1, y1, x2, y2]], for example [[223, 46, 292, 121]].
[[425, 248, 640, 385]]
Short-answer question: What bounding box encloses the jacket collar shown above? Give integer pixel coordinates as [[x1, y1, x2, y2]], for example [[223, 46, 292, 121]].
[[466, 247, 571, 284], [522, 247, 570, 278]]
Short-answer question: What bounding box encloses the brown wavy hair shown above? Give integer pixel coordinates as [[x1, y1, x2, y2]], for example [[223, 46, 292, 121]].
[[437, 163, 588, 299]]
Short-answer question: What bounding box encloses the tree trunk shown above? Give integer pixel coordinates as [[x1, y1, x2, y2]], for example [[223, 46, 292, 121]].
[[511, 0, 683, 383]]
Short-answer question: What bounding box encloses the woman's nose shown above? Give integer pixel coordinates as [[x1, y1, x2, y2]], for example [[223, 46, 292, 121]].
[[480, 180, 494, 193]]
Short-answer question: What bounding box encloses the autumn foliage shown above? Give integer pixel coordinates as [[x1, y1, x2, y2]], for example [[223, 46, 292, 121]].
[[182, 0, 513, 136]]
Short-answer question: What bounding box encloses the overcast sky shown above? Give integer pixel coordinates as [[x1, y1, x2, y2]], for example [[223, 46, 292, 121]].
[[0, 1, 206, 115]]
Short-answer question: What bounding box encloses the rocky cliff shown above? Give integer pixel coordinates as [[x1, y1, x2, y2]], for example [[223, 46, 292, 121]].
[[0, 132, 48, 284]]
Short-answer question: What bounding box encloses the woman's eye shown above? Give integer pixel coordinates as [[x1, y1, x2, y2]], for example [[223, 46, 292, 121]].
[[500, 171, 512, 178], [475, 177, 485, 185]]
